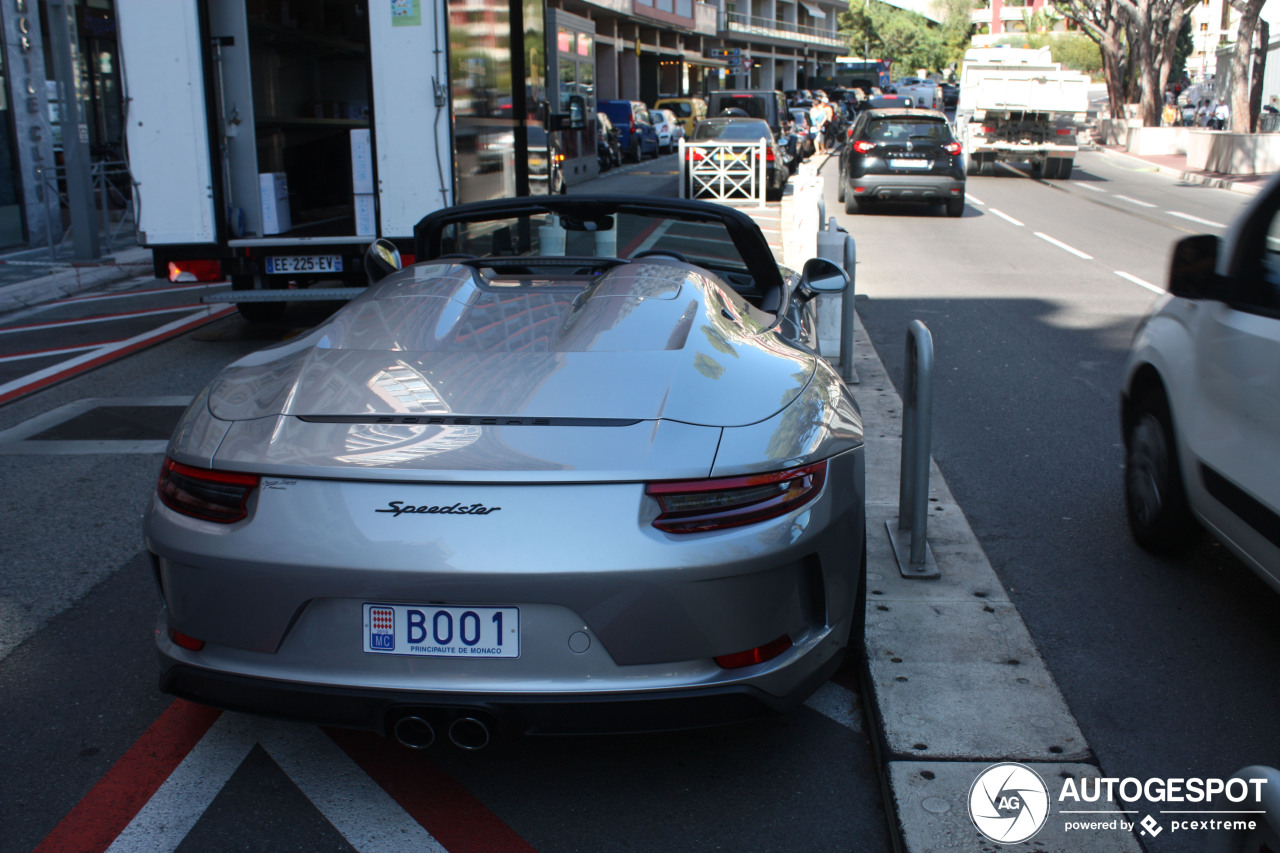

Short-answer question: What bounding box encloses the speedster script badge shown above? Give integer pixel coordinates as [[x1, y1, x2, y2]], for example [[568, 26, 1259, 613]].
[[376, 501, 502, 517]]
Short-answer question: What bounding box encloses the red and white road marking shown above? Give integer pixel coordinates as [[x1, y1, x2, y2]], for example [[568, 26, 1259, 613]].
[[0, 305, 234, 405]]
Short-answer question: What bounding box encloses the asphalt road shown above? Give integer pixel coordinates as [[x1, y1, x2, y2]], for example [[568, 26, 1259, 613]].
[[837, 147, 1279, 853]]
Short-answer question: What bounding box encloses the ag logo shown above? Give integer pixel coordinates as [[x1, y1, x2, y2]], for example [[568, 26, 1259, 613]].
[[968, 762, 1050, 844]]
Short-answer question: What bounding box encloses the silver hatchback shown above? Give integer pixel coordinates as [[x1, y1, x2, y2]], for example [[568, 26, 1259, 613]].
[[145, 196, 864, 746]]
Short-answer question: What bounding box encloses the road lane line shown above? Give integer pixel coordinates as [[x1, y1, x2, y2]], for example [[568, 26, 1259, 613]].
[[329, 728, 539, 853], [261, 723, 447, 853], [965, 194, 985, 206], [0, 341, 118, 363], [1168, 210, 1227, 228], [1113, 195, 1156, 208], [1079, 184, 1107, 193], [0, 303, 212, 336], [104, 713, 256, 853], [989, 208, 1024, 226], [0, 305, 234, 405], [1115, 271, 1164, 293], [1034, 232, 1093, 259], [60, 282, 228, 305], [33, 700, 221, 853], [804, 681, 862, 731]]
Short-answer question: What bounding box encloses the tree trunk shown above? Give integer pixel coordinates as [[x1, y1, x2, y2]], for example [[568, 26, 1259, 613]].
[[1247, 20, 1268, 131], [1228, 0, 1266, 132]]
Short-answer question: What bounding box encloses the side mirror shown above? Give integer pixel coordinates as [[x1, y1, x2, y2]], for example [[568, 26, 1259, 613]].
[[364, 238, 402, 284], [798, 257, 849, 300], [1168, 234, 1220, 299]]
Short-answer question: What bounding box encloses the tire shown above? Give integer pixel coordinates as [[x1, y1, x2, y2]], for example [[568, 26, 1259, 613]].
[[945, 195, 965, 217], [843, 182, 858, 215], [1058, 158, 1073, 179], [1124, 388, 1199, 554], [630, 143, 642, 164], [853, 196, 873, 214], [837, 534, 868, 671], [837, 172, 846, 202]]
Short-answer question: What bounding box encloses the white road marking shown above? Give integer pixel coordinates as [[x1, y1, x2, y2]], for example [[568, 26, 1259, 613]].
[[1034, 232, 1093, 259], [0, 303, 208, 336], [804, 681, 862, 732], [1113, 195, 1156, 208], [106, 714, 445, 853], [965, 194, 985, 206], [0, 342, 110, 364], [1079, 184, 1108, 193], [1168, 210, 1227, 228], [989, 208, 1024, 226], [1115, 271, 1164, 293]]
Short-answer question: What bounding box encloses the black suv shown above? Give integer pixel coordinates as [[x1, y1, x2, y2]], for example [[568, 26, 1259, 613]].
[[838, 108, 965, 217]]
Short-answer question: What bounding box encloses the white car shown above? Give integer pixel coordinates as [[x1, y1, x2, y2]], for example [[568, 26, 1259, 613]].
[[660, 108, 685, 146], [650, 109, 676, 154], [1121, 171, 1280, 591]]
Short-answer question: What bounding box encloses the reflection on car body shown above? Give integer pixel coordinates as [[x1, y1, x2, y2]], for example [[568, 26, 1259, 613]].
[[144, 196, 865, 745]]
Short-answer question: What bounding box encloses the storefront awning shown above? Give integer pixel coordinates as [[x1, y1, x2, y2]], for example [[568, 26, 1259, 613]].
[[802, 2, 826, 20]]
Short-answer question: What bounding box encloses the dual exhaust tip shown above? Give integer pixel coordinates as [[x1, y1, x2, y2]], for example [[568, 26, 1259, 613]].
[[393, 714, 493, 751]]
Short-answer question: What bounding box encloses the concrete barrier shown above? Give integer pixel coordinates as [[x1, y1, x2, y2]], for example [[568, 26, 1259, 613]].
[[1186, 130, 1280, 174]]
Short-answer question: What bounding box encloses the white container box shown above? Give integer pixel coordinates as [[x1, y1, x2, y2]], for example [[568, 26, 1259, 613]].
[[354, 193, 376, 236], [351, 128, 374, 194], [259, 172, 291, 235]]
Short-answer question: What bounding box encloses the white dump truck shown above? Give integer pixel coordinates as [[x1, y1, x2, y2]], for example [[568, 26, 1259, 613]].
[[955, 47, 1090, 179]]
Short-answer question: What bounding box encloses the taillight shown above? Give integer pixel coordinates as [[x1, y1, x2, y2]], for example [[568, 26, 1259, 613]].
[[853, 140, 875, 154], [943, 142, 962, 155], [1056, 127, 1075, 136], [157, 457, 259, 524], [687, 148, 705, 161], [167, 260, 223, 283], [765, 146, 775, 162], [646, 460, 827, 533]]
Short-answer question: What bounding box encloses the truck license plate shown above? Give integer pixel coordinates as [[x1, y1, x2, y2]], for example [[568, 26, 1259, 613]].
[[265, 255, 343, 274], [363, 603, 519, 658]]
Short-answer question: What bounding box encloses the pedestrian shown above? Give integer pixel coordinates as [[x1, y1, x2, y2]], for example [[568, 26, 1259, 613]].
[[1195, 100, 1210, 127], [1162, 102, 1178, 127], [809, 98, 827, 155], [1213, 99, 1230, 130]]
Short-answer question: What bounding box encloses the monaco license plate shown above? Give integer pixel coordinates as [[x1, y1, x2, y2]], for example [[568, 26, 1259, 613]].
[[888, 159, 929, 169], [363, 603, 519, 658], [264, 255, 343, 275]]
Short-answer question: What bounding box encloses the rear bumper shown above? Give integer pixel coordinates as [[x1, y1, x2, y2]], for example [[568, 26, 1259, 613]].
[[158, 644, 845, 736], [848, 173, 965, 202]]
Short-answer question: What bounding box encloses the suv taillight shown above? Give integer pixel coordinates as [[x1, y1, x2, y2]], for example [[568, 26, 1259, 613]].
[[943, 142, 962, 155], [157, 457, 259, 523], [646, 461, 827, 533], [853, 140, 875, 154]]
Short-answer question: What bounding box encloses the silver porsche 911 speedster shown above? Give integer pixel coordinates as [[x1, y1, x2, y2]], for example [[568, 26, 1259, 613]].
[[144, 196, 865, 748]]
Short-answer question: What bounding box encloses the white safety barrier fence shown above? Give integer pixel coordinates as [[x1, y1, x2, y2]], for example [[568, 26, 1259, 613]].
[[677, 139, 768, 208]]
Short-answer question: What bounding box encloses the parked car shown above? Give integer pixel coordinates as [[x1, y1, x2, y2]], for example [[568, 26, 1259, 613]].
[[687, 117, 791, 202], [660, 108, 685, 146], [837, 108, 965, 217], [144, 195, 864, 744], [863, 94, 914, 110], [653, 96, 707, 137], [526, 125, 565, 194], [707, 90, 789, 138], [596, 111, 622, 171], [1121, 171, 1280, 593], [649, 108, 677, 154], [598, 100, 659, 162]]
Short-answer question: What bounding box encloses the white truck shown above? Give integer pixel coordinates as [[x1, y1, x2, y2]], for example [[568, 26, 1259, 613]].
[[955, 47, 1090, 179], [116, 0, 582, 322]]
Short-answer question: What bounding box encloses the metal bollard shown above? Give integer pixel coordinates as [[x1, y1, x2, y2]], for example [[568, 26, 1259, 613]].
[[888, 319, 939, 579], [815, 217, 858, 383]]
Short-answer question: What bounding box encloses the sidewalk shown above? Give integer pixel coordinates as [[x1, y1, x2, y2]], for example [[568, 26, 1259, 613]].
[[1089, 138, 1275, 195]]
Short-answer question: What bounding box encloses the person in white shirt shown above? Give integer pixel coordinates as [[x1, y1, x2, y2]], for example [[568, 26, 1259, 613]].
[[1213, 100, 1230, 130]]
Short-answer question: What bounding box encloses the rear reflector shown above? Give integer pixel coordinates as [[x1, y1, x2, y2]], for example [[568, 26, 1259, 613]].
[[715, 635, 793, 669], [647, 460, 827, 533], [167, 260, 223, 283], [157, 457, 260, 524], [170, 629, 206, 652]]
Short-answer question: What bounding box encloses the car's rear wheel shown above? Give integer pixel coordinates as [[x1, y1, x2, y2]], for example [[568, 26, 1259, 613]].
[[837, 172, 846, 202], [630, 143, 642, 164], [1125, 388, 1199, 553], [945, 196, 965, 217]]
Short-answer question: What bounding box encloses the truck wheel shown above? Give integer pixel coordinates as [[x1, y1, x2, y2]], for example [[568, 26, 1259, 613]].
[[1042, 158, 1060, 179], [232, 275, 286, 324], [1057, 158, 1073, 179]]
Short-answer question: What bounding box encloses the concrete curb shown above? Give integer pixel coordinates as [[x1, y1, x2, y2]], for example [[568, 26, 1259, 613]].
[[0, 247, 153, 315], [849, 317, 1144, 852], [1093, 144, 1268, 195]]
